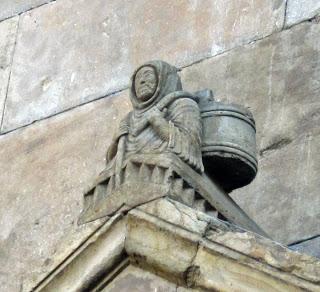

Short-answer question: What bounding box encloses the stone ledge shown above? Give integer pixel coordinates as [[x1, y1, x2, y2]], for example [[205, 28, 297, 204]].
[[32, 199, 320, 291]]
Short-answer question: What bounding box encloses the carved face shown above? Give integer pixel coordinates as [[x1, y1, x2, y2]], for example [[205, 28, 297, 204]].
[[134, 66, 157, 101]]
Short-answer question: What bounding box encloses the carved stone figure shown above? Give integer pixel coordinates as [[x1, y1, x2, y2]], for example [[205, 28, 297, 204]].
[[106, 60, 203, 173], [80, 60, 266, 238]]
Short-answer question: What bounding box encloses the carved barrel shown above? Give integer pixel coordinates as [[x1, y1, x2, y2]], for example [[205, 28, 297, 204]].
[[200, 101, 258, 191]]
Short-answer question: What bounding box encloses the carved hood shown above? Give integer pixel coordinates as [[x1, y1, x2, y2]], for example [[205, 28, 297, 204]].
[[129, 60, 182, 111]]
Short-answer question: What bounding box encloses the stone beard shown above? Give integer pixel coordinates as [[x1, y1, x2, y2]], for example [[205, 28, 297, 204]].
[[107, 60, 204, 173]]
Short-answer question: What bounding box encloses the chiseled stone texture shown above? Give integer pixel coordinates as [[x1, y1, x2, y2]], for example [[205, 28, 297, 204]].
[[0, 92, 131, 291], [286, 0, 320, 27], [181, 22, 320, 244], [1, 0, 285, 132], [0, 0, 53, 21], [290, 236, 320, 259], [0, 17, 18, 128]]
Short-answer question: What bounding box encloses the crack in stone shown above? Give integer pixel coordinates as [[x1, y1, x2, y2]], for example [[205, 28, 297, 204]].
[[288, 234, 320, 246], [184, 241, 201, 288], [167, 199, 200, 226], [0, 15, 20, 132], [259, 137, 292, 156], [282, 0, 289, 29]]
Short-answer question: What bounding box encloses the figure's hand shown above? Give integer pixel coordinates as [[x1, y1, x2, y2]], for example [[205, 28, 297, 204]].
[[147, 107, 167, 124], [147, 107, 170, 141], [106, 115, 129, 163]]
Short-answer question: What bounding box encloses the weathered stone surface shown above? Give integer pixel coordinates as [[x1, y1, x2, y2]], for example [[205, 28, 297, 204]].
[[290, 236, 320, 259], [193, 246, 305, 291], [29, 206, 320, 291], [105, 265, 177, 292], [138, 198, 208, 235], [0, 91, 131, 291], [286, 0, 320, 27], [2, 0, 285, 132], [181, 22, 320, 244], [0, 0, 52, 21], [0, 17, 18, 129], [39, 215, 126, 292], [206, 229, 320, 283], [126, 209, 201, 286]]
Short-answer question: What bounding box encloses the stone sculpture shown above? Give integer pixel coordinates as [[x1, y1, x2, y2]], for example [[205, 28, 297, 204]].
[[107, 60, 203, 174], [80, 60, 266, 237]]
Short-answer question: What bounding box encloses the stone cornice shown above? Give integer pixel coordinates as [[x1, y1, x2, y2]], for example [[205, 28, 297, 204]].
[[33, 199, 320, 291]]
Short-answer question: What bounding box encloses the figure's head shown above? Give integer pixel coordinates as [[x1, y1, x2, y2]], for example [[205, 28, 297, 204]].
[[130, 60, 182, 111], [134, 65, 157, 102]]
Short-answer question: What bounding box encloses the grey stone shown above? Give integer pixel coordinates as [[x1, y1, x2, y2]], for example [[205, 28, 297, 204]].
[[0, 91, 131, 291], [0, 0, 53, 21], [181, 22, 320, 244], [1, 0, 285, 132], [286, 0, 320, 27], [290, 236, 320, 259], [0, 17, 18, 130]]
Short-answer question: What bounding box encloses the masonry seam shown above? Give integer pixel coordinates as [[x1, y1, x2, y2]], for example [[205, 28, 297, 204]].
[[0, 15, 20, 132], [288, 234, 320, 246], [0, 86, 128, 136], [1, 17, 318, 136], [282, 0, 289, 29], [0, 0, 57, 25]]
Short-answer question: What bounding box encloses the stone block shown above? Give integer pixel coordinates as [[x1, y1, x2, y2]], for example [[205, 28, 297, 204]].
[[1, 0, 285, 132], [0, 91, 131, 291], [0, 0, 52, 21], [0, 17, 18, 129], [181, 22, 320, 244], [286, 0, 320, 27]]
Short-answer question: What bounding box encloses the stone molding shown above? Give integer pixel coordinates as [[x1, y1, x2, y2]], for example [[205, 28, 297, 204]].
[[33, 198, 320, 291]]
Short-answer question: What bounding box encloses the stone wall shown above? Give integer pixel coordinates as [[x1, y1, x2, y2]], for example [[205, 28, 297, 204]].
[[0, 1, 319, 291]]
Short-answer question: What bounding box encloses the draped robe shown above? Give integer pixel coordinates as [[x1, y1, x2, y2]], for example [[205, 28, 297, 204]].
[[108, 60, 204, 173]]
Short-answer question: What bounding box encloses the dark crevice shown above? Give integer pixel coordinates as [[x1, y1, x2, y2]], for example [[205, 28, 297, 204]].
[[284, 11, 320, 29], [282, 0, 289, 30], [288, 234, 320, 246], [259, 137, 292, 156]]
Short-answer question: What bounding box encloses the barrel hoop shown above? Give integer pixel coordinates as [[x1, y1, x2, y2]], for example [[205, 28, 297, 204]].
[[201, 107, 255, 122], [202, 144, 258, 170], [201, 111, 256, 131]]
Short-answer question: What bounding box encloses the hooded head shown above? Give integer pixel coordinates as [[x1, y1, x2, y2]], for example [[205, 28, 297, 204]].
[[130, 60, 182, 111]]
